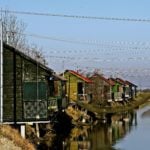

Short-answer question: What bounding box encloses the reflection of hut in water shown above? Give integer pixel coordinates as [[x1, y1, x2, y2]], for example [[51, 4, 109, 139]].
[[88, 112, 137, 150], [68, 127, 91, 150], [63, 111, 137, 150]]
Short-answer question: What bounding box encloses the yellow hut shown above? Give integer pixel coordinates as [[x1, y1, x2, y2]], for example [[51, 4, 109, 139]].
[[64, 70, 92, 102]]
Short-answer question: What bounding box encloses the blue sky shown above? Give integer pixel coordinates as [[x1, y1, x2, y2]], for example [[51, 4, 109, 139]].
[[1, 0, 150, 88]]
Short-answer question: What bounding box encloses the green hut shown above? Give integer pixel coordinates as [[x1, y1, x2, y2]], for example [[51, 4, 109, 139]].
[[108, 78, 123, 101], [48, 73, 67, 110], [2, 43, 54, 123], [116, 78, 138, 100]]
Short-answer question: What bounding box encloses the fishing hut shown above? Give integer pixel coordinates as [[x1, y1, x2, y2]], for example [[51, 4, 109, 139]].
[[0, 43, 56, 138]]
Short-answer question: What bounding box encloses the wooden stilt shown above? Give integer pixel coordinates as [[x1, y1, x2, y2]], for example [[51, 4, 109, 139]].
[[35, 123, 40, 138], [20, 125, 25, 138]]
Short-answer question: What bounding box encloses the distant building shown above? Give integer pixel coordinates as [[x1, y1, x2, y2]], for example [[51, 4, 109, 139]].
[[89, 73, 114, 105], [125, 80, 137, 99], [48, 73, 67, 110], [110, 78, 138, 101], [116, 78, 138, 100], [108, 78, 123, 101], [116, 78, 126, 101]]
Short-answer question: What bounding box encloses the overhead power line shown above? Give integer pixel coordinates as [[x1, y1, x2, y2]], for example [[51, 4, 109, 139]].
[[15, 32, 99, 45], [47, 55, 150, 62], [1, 10, 150, 23], [6, 31, 150, 51]]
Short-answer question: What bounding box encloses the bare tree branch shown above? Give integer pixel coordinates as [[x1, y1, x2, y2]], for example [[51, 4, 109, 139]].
[[2, 10, 47, 65]]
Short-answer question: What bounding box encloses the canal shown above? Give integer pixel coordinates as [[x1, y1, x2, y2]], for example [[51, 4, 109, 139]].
[[115, 103, 150, 150], [38, 102, 150, 150]]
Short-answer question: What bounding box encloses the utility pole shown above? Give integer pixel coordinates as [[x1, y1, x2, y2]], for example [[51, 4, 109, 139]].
[[62, 60, 65, 76], [0, 16, 3, 123]]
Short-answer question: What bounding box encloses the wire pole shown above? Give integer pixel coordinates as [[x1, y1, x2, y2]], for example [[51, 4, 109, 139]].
[[62, 60, 65, 76], [0, 13, 3, 123]]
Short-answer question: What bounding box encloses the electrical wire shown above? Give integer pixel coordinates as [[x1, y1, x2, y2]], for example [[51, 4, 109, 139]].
[[1, 10, 150, 23], [46, 54, 150, 62], [6, 31, 150, 52]]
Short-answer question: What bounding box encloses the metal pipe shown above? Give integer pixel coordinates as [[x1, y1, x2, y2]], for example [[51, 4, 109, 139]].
[[37, 61, 38, 101], [13, 52, 16, 124], [68, 75, 70, 102], [0, 19, 3, 123], [36, 60, 39, 120]]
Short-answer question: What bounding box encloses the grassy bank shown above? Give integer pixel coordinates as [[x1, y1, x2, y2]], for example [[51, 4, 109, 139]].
[[77, 92, 150, 114], [0, 125, 35, 150]]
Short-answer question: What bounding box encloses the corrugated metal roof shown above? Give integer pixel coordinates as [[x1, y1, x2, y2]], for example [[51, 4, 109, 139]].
[[66, 70, 92, 83]]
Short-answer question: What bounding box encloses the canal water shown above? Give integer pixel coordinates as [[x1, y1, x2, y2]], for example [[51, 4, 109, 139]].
[[61, 103, 150, 150], [39, 103, 150, 150], [115, 103, 150, 150]]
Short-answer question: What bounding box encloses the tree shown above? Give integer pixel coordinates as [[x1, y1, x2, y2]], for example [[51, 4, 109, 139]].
[[2, 10, 47, 65], [30, 44, 48, 65], [2, 11, 27, 50]]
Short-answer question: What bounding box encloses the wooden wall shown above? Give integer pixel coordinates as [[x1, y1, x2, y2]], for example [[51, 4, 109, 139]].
[[3, 48, 14, 121], [89, 76, 110, 104], [64, 72, 91, 102], [3, 45, 52, 122], [65, 72, 77, 101]]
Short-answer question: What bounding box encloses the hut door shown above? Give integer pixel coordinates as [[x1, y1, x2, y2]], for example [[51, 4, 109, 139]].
[[77, 82, 84, 101], [77, 82, 83, 94]]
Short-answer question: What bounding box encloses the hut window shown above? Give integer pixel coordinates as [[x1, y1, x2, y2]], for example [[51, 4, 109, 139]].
[[23, 82, 47, 101]]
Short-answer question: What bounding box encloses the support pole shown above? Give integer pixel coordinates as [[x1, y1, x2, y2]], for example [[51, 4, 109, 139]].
[[13, 52, 16, 124], [20, 125, 26, 138], [0, 18, 3, 123], [35, 123, 40, 138], [36, 61, 38, 102], [68, 75, 70, 102]]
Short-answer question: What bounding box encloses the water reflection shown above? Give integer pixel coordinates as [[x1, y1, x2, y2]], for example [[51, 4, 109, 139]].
[[115, 104, 150, 150], [63, 111, 137, 150], [68, 126, 91, 150], [141, 109, 150, 118]]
